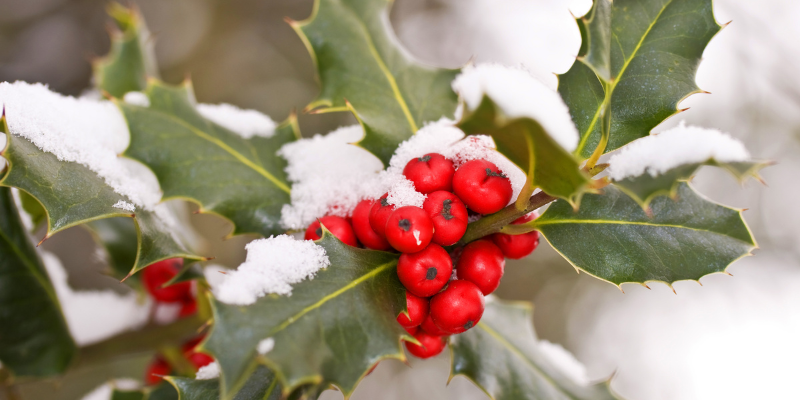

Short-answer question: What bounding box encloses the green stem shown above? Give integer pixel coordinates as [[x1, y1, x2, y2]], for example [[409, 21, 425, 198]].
[[457, 191, 556, 245]]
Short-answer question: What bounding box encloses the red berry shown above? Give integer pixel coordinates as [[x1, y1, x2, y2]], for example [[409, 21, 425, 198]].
[[142, 259, 192, 303], [423, 191, 468, 246], [352, 199, 391, 250], [456, 239, 505, 295], [396, 291, 430, 329], [182, 334, 206, 353], [188, 352, 215, 370], [385, 206, 434, 253], [452, 159, 513, 214], [397, 244, 452, 297], [405, 330, 447, 359], [144, 357, 171, 386], [491, 212, 540, 259], [178, 297, 198, 317], [404, 325, 420, 336], [420, 314, 450, 336], [305, 216, 358, 246], [369, 193, 395, 238], [402, 153, 455, 194], [429, 280, 485, 334]]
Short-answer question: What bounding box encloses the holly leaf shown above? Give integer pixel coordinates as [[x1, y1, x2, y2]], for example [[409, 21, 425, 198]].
[[0, 187, 76, 376], [559, 0, 721, 159], [0, 116, 204, 277], [451, 298, 617, 400], [119, 81, 297, 238], [17, 189, 46, 230], [290, 0, 459, 165], [611, 160, 770, 208], [111, 389, 147, 400], [457, 95, 590, 206], [166, 366, 281, 400], [85, 217, 139, 280], [204, 232, 406, 399], [94, 3, 159, 98], [534, 183, 755, 286]]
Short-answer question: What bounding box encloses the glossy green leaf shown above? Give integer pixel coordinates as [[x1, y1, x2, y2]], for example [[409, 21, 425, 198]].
[[457, 95, 590, 205], [167, 366, 281, 400], [86, 217, 139, 280], [0, 186, 76, 376], [292, 0, 459, 165], [120, 81, 297, 238], [18, 189, 45, 230], [94, 3, 159, 98], [205, 232, 406, 399], [111, 389, 147, 400], [0, 117, 205, 276], [534, 183, 756, 286], [559, 0, 721, 159], [451, 299, 617, 400], [612, 160, 770, 208]]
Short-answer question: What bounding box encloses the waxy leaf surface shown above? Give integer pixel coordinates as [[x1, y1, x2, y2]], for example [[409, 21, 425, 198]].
[[167, 366, 281, 400]]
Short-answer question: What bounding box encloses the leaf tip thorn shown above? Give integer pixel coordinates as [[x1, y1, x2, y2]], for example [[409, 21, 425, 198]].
[[725, 271, 734, 277]]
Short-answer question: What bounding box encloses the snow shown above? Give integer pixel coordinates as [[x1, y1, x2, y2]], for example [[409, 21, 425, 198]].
[[386, 178, 426, 209], [451, 63, 579, 152], [257, 338, 275, 355], [122, 91, 150, 107], [41, 251, 151, 346], [537, 340, 590, 386], [607, 122, 751, 181], [195, 361, 220, 380], [80, 379, 140, 400], [214, 235, 330, 305], [196, 103, 277, 139], [112, 200, 135, 212]]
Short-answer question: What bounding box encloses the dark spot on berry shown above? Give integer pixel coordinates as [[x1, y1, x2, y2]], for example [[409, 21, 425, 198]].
[[485, 168, 507, 178], [398, 218, 411, 232], [426, 267, 437, 280], [463, 320, 474, 330], [380, 197, 390, 207], [418, 154, 432, 162], [441, 199, 454, 220], [315, 227, 322, 237]]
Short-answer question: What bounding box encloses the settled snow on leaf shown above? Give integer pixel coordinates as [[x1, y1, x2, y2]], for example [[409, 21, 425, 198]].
[[112, 200, 135, 212], [607, 122, 751, 181], [41, 251, 151, 346], [195, 361, 220, 380], [215, 235, 330, 305], [537, 340, 590, 386], [80, 379, 141, 400], [451, 63, 579, 152], [257, 338, 275, 355], [123, 91, 150, 107], [197, 103, 277, 139]]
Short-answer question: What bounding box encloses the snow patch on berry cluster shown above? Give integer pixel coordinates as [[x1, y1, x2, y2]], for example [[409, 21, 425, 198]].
[[215, 235, 330, 305], [451, 63, 579, 152], [195, 361, 221, 380], [196, 103, 277, 139], [607, 121, 751, 180]]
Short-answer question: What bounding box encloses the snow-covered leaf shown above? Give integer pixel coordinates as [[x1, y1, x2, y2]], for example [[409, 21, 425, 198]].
[[534, 183, 756, 286], [120, 81, 297, 237], [559, 0, 721, 159], [0, 187, 76, 376], [451, 299, 618, 400], [291, 0, 459, 165], [166, 366, 281, 400], [204, 232, 406, 399]]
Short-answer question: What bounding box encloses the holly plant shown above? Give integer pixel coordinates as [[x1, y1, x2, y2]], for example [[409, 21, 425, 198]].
[[0, 1, 767, 400]]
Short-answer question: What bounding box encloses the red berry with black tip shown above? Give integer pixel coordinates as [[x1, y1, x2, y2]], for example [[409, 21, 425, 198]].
[[456, 239, 505, 295], [396, 291, 430, 328], [385, 206, 433, 253], [305, 216, 358, 246], [429, 280, 485, 334], [405, 330, 447, 359], [397, 244, 452, 297], [144, 357, 171, 386], [403, 153, 455, 194], [352, 199, 391, 250], [188, 352, 215, 369], [143, 258, 192, 303], [452, 159, 513, 214], [420, 314, 450, 336], [369, 193, 395, 238], [178, 297, 198, 317], [491, 212, 541, 259], [423, 191, 468, 246]]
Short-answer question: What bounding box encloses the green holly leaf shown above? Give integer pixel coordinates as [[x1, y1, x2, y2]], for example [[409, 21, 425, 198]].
[[559, 0, 721, 159], [120, 81, 297, 238], [166, 366, 281, 400], [291, 0, 459, 165], [0, 186, 77, 377], [0, 116, 204, 277], [451, 298, 617, 400], [17, 189, 46, 230], [457, 95, 590, 206], [534, 183, 755, 286], [111, 389, 147, 400], [85, 217, 139, 280], [204, 232, 406, 399], [94, 3, 159, 98]]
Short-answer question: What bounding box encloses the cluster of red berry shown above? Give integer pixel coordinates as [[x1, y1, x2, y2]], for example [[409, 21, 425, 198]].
[[141, 259, 215, 384], [304, 153, 540, 360]]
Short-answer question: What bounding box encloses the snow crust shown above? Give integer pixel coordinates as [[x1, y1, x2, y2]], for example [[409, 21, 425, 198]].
[[451, 63, 579, 152], [195, 361, 221, 380], [197, 103, 277, 139], [112, 200, 136, 212], [607, 122, 750, 181], [215, 235, 330, 305], [257, 338, 275, 355]]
